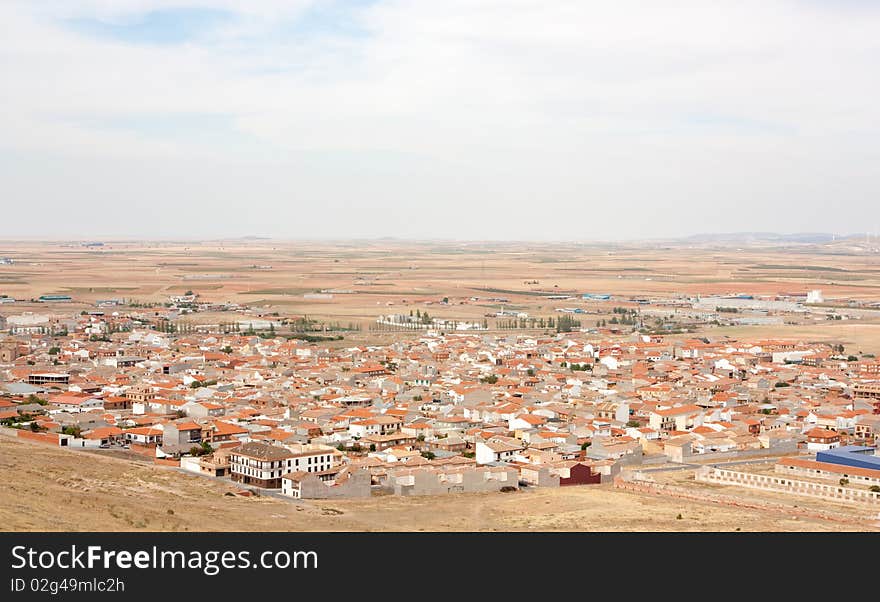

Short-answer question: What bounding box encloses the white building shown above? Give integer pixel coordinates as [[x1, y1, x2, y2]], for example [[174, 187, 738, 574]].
[[283, 443, 342, 474], [806, 289, 824, 304], [805, 428, 841, 451], [229, 441, 294, 489], [348, 415, 403, 439], [476, 438, 523, 464]]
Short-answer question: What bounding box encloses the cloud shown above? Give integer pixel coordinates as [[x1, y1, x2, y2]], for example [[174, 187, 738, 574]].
[[1, 0, 879, 239], [64, 7, 235, 45]]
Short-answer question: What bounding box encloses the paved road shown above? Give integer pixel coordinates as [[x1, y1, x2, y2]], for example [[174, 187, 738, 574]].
[[635, 463, 698, 473], [707, 457, 780, 468], [632, 456, 792, 473]]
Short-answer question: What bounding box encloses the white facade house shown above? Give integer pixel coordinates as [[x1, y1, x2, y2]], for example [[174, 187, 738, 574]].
[[805, 428, 841, 451], [476, 439, 522, 465], [807, 441, 840, 452], [348, 415, 403, 439], [599, 356, 619, 370], [124, 427, 163, 446], [229, 442, 294, 489], [50, 396, 104, 413], [283, 444, 341, 474]]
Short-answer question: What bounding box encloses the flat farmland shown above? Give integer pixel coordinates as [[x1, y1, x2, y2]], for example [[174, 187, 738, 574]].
[[1, 239, 878, 340]]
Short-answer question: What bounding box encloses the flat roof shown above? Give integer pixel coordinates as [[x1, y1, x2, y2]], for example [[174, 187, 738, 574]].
[[816, 446, 880, 471]]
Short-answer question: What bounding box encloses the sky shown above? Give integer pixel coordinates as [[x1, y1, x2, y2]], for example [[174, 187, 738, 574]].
[[1, 0, 879, 241]]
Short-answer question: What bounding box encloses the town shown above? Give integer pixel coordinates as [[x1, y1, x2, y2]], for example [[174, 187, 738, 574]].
[[2, 241, 879, 529]]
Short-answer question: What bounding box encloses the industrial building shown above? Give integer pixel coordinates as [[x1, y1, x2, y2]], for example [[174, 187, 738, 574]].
[[815, 446, 880, 472], [38, 294, 72, 302]]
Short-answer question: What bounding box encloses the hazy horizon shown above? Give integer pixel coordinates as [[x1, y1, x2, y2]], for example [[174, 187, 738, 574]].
[[1, 231, 876, 246], [2, 1, 879, 240]]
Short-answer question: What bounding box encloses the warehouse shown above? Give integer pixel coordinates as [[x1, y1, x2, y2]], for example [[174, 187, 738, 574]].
[[815, 445, 880, 472]]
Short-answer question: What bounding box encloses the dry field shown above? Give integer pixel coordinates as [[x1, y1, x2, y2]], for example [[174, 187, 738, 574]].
[[1, 437, 873, 532], [1, 239, 879, 347]]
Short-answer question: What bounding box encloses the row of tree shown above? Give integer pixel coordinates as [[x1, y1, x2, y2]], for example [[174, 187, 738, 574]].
[[496, 315, 582, 332]]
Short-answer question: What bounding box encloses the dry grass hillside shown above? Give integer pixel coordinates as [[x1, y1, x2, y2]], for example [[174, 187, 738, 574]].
[[1, 438, 873, 532]]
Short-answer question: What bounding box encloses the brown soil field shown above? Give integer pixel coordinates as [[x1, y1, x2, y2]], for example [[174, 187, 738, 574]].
[[1, 241, 879, 332], [1, 437, 873, 532]]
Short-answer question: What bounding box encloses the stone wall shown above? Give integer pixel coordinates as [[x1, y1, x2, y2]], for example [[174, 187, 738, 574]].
[[613, 472, 880, 527], [695, 466, 880, 505], [393, 466, 519, 496], [298, 469, 371, 499]]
